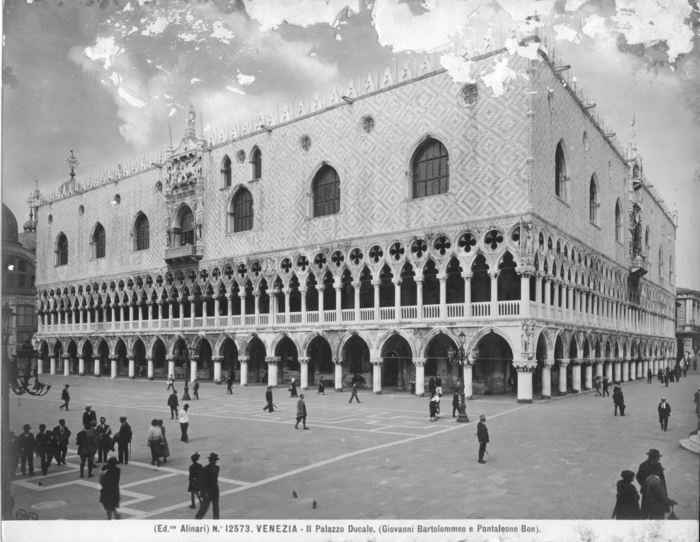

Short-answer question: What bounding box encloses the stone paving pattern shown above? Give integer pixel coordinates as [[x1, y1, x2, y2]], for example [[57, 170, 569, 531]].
[[10, 370, 699, 521]]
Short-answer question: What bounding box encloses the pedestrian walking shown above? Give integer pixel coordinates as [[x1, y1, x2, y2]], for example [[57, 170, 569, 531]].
[[694, 388, 700, 416], [636, 448, 665, 518], [263, 385, 275, 412], [645, 463, 677, 519], [116, 416, 132, 464], [226, 373, 234, 394], [428, 377, 436, 396], [99, 457, 122, 520], [594, 375, 602, 396], [157, 420, 170, 464], [410, 378, 415, 395], [613, 382, 625, 416], [435, 392, 441, 415], [188, 452, 203, 509], [167, 374, 176, 392], [59, 384, 70, 410], [668, 368, 675, 383], [611, 470, 641, 520], [295, 394, 308, 429], [17, 424, 35, 475], [664, 370, 669, 387], [602, 375, 610, 396], [179, 404, 190, 443], [682, 363, 688, 378], [674, 365, 681, 381], [429, 394, 439, 421], [52, 419, 71, 465], [348, 382, 361, 403], [195, 453, 220, 520], [83, 406, 97, 427], [289, 379, 298, 398], [452, 390, 460, 417], [96, 417, 112, 463], [435, 375, 443, 396], [647, 369, 653, 384], [76, 423, 97, 478], [507, 373, 515, 393], [147, 419, 164, 467], [193, 379, 200, 400], [657, 397, 671, 432], [168, 391, 179, 419], [657, 368, 663, 383], [317, 379, 325, 395], [35, 424, 53, 476], [476, 414, 489, 464]]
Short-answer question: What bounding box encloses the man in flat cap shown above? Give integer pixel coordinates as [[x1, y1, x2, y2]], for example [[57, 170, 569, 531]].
[[83, 406, 97, 428], [636, 449, 665, 518], [476, 414, 489, 464], [195, 453, 220, 520], [17, 424, 35, 475], [657, 397, 671, 432], [116, 416, 132, 464], [59, 384, 70, 411]]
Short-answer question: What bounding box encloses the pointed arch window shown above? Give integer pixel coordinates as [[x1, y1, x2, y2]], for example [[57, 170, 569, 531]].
[[251, 147, 262, 180], [222, 155, 232, 188], [180, 208, 195, 246], [134, 214, 150, 251], [589, 176, 598, 224], [230, 188, 253, 233], [555, 142, 567, 200], [669, 256, 673, 285], [412, 137, 449, 199], [56, 233, 69, 266], [614, 200, 622, 242], [645, 226, 651, 258], [312, 165, 340, 217], [658, 247, 664, 282], [92, 224, 106, 259]]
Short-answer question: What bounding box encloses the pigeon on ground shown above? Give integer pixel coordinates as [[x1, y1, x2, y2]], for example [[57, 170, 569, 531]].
[[313, 499, 317, 509], [292, 490, 297, 498]]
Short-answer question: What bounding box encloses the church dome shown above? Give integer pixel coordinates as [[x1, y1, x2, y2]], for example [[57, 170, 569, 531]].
[[2, 203, 19, 245], [23, 209, 37, 232]]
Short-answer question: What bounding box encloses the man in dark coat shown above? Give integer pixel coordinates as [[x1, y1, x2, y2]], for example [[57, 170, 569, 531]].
[[428, 377, 436, 396], [116, 416, 132, 464], [664, 369, 669, 386], [76, 423, 98, 478], [53, 419, 71, 465], [195, 453, 220, 520], [99, 457, 121, 520], [188, 452, 203, 509], [636, 448, 665, 518], [602, 375, 610, 396], [452, 389, 460, 417], [645, 462, 677, 519], [435, 375, 443, 395], [17, 424, 35, 475], [193, 379, 200, 400], [59, 384, 71, 410], [657, 368, 663, 382], [647, 368, 653, 384], [476, 414, 489, 464], [95, 417, 113, 463], [612, 470, 641, 520], [295, 394, 308, 429], [168, 392, 179, 419], [657, 397, 671, 432], [83, 406, 97, 427], [694, 388, 700, 416], [226, 373, 234, 394], [263, 386, 274, 412], [612, 383, 625, 416], [348, 382, 361, 403], [35, 424, 53, 476]]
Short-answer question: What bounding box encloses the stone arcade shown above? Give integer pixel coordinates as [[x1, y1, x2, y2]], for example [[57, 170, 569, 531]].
[[32, 35, 677, 403]]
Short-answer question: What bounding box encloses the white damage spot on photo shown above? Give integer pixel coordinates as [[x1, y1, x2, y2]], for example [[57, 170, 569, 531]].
[[142, 16, 169, 37], [553, 24, 581, 44], [439, 53, 474, 84], [211, 21, 234, 44], [117, 87, 146, 108], [237, 72, 255, 86], [83, 36, 122, 70], [481, 57, 516, 97], [243, 0, 360, 31]]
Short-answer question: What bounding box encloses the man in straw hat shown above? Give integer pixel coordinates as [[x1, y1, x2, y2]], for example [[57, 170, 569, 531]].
[[476, 414, 489, 464], [636, 448, 665, 518], [195, 453, 220, 520]]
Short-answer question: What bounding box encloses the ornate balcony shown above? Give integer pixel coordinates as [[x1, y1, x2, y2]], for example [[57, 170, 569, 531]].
[[629, 255, 649, 278], [165, 244, 203, 264]]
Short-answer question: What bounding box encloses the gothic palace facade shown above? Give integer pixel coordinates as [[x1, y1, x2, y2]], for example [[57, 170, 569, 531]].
[[32, 36, 677, 402]]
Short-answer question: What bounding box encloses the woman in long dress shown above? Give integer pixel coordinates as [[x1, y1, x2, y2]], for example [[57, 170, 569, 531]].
[[99, 457, 121, 520], [157, 420, 170, 464]]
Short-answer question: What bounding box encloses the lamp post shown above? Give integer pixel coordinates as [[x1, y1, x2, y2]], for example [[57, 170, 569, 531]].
[[182, 349, 191, 401], [447, 330, 470, 423]]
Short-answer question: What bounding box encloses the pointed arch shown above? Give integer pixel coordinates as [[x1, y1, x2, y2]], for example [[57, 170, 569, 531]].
[[336, 329, 374, 359], [419, 326, 461, 358], [466, 326, 518, 359]]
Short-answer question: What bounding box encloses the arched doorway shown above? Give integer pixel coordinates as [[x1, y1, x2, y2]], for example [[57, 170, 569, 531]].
[[380, 334, 413, 390], [38, 341, 49, 374], [343, 335, 370, 388], [97, 340, 110, 377], [221, 337, 239, 381], [172, 338, 189, 380], [66, 340, 78, 375], [535, 333, 547, 397], [553, 335, 564, 394], [307, 335, 333, 387], [472, 332, 513, 395], [248, 336, 266, 384], [133, 339, 147, 378], [425, 333, 459, 393], [81, 341, 94, 376], [275, 336, 299, 385], [115, 339, 128, 376], [196, 339, 214, 380]]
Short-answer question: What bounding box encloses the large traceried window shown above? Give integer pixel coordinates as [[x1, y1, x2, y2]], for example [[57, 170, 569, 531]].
[[412, 137, 449, 199], [92, 224, 106, 259], [222, 155, 232, 187], [230, 188, 253, 232], [555, 142, 567, 200], [614, 200, 622, 242], [135, 214, 150, 251], [56, 233, 69, 266], [251, 147, 262, 180], [180, 208, 195, 246], [312, 165, 340, 217], [658, 247, 664, 282], [589, 176, 598, 224]]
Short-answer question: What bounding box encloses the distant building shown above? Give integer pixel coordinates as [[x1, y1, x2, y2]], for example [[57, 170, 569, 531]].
[[31, 35, 677, 401], [2, 202, 38, 358], [676, 288, 700, 362]]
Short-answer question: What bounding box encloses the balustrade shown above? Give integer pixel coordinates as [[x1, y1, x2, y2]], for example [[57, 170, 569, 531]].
[[341, 309, 355, 322], [447, 303, 464, 318], [306, 312, 319, 323], [422, 304, 439, 319], [471, 302, 490, 317], [360, 308, 374, 321], [379, 307, 395, 320], [401, 306, 417, 320], [245, 315, 256, 326], [323, 310, 337, 322], [289, 312, 302, 324]]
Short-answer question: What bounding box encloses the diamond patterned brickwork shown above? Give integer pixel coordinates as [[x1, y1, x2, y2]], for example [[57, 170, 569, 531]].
[[36, 53, 533, 288]]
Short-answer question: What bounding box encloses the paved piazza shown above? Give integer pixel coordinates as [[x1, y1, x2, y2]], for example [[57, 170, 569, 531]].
[[10, 372, 699, 521]]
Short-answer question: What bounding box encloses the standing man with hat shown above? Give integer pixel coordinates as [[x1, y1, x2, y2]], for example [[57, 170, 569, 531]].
[[59, 384, 71, 411], [116, 416, 132, 464], [96, 417, 112, 463], [295, 394, 308, 430], [636, 449, 665, 518], [657, 397, 671, 432], [83, 406, 97, 428], [263, 385, 274, 412], [476, 414, 489, 464], [178, 404, 190, 443], [645, 462, 677, 519], [76, 423, 98, 478], [35, 424, 53, 476], [195, 453, 220, 520], [168, 391, 179, 420], [694, 388, 700, 416], [17, 424, 35, 476], [52, 419, 71, 465]]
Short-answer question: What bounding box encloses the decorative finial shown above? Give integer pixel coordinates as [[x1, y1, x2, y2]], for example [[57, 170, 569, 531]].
[[66, 150, 79, 180]]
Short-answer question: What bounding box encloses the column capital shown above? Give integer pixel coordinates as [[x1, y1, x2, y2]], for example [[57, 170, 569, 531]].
[[371, 279, 381, 287], [299, 357, 310, 364], [413, 357, 427, 367], [515, 266, 535, 277], [239, 292, 247, 298], [559, 358, 570, 367], [62, 354, 70, 360], [570, 359, 583, 366], [436, 273, 447, 282], [370, 358, 382, 366], [488, 270, 499, 279], [239, 356, 250, 363], [282, 288, 291, 295], [461, 272, 473, 280], [146, 355, 153, 361], [391, 278, 402, 286], [253, 290, 261, 298], [332, 357, 342, 365], [211, 356, 223, 362], [316, 284, 325, 291], [513, 360, 538, 372], [543, 359, 555, 368], [126, 355, 135, 361], [48, 354, 56, 359], [414, 277, 424, 285], [351, 282, 361, 289], [166, 355, 176, 361], [188, 296, 196, 302]]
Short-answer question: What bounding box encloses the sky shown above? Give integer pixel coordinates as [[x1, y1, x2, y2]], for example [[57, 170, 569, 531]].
[[2, 0, 699, 289]]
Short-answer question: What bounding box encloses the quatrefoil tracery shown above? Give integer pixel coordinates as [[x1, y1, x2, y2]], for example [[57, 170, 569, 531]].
[[368, 245, 383, 263], [297, 255, 309, 272], [349, 248, 363, 265], [433, 236, 451, 256], [411, 239, 428, 258], [313, 253, 327, 270], [484, 230, 503, 251], [389, 242, 405, 261], [458, 233, 477, 253], [331, 251, 344, 267]]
